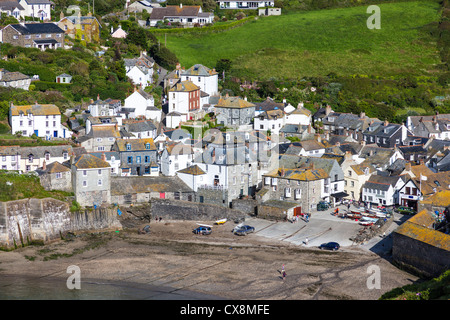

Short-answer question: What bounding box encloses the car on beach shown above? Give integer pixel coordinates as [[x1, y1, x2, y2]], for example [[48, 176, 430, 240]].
[[318, 242, 340, 251], [193, 226, 212, 235], [233, 225, 255, 236]]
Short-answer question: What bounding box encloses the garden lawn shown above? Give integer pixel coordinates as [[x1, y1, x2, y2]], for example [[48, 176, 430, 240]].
[[159, 1, 442, 80]]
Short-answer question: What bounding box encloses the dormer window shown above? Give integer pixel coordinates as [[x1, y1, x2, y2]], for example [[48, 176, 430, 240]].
[[126, 143, 131, 151], [145, 143, 150, 150]]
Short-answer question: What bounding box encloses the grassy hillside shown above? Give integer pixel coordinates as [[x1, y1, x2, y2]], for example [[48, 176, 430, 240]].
[[379, 269, 450, 300], [0, 171, 72, 202], [159, 1, 442, 80]]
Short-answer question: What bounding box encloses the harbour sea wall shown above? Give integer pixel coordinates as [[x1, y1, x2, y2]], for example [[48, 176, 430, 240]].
[[0, 198, 122, 249]]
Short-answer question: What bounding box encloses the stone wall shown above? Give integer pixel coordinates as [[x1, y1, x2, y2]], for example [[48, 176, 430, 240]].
[[232, 199, 257, 215], [150, 198, 244, 221], [0, 198, 121, 249]]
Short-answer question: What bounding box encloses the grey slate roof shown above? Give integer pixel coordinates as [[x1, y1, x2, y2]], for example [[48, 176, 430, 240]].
[[9, 22, 64, 35]]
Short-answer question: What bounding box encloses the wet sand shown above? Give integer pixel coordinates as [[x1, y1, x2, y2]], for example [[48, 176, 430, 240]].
[[0, 219, 419, 300]]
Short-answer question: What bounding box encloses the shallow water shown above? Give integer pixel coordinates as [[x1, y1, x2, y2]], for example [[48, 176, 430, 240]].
[[0, 274, 224, 300]]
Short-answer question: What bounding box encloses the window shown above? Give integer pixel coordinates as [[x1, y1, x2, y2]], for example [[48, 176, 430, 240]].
[[145, 143, 151, 150], [98, 169, 102, 176], [83, 170, 87, 176], [136, 156, 141, 164], [46, 121, 49, 127], [28, 155, 33, 162], [45, 153, 50, 161], [55, 172, 62, 179], [145, 156, 150, 163], [127, 156, 133, 164], [97, 179, 102, 186], [83, 180, 87, 187], [126, 143, 131, 151]]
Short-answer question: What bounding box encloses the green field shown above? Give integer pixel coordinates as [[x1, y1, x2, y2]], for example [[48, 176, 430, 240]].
[[158, 1, 442, 80]]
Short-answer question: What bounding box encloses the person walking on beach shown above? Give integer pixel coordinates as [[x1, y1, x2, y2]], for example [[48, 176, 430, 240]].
[[281, 264, 286, 280]]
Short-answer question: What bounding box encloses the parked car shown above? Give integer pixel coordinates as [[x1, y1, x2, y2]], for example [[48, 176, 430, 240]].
[[318, 242, 340, 251], [233, 225, 255, 236], [193, 226, 212, 235], [317, 201, 330, 211], [395, 206, 416, 215]]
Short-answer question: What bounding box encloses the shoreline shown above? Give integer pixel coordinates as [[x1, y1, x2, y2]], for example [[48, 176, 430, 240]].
[[0, 220, 419, 300]]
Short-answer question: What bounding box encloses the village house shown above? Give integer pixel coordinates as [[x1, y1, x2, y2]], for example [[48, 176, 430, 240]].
[[160, 142, 194, 176], [0, 145, 21, 171], [357, 144, 404, 171], [58, 11, 101, 43], [124, 52, 155, 89], [9, 102, 71, 139], [122, 119, 157, 139], [281, 138, 327, 158], [19, 0, 52, 20], [322, 111, 380, 142], [343, 161, 376, 202], [37, 161, 72, 192], [122, 87, 155, 119], [88, 96, 122, 117], [253, 97, 286, 116], [361, 174, 406, 207], [111, 25, 127, 39], [18, 145, 73, 172], [0, 69, 31, 90], [149, 4, 214, 27], [214, 94, 255, 129], [89, 151, 122, 176], [397, 171, 450, 211], [192, 131, 261, 206], [167, 80, 202, 124], [285, 103, 312, 126], [71, 153, 112, 207], [408, 114, 450, 140], [77, 125, 121, 152], [55, 73, 72, 84], [278, 154, 346, 205], [363, 120, 410, 148], [85, 115, 120, 135], [396, 144, 428, 165], [181, 64, 219, 97], [112, 138, 157, 176], [176, 164, 207, 192], [253, 108, 286, 135], [261, 166, 329, 215], [1, 22, 64, 50], [218, 0, 275, 9], [0, 1, 24, 20], [127, 0, 159, 14]]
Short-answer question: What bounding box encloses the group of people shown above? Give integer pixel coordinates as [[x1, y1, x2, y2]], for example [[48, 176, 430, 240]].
[[291, 213, 310, 223]]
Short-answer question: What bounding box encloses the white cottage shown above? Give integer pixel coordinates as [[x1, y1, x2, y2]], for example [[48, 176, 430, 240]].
[[123, 88, 155, 119]]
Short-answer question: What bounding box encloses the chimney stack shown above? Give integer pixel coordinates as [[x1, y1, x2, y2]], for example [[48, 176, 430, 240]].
[[405, 162, 412, 172], [42, 160, 46, 171]]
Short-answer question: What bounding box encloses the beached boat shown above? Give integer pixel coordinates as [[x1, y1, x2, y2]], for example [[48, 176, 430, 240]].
[[215, 218, 227, 225]]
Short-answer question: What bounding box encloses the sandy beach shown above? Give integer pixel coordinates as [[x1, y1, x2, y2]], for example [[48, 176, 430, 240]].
[[0, 216, 419, 300]]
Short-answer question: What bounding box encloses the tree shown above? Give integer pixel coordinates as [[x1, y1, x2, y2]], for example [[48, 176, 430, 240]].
[[216, 58, 232, 76]]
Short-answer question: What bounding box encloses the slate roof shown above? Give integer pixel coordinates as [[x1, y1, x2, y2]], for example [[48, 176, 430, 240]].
[[257, 109, 285, 120], [182, 64, 218, 77], [10, 103, 60, 116], [44, 161, 70, 173], [125, 120, 157, 132], [0, 1, 24, 11], [0, 145, 21, 156], [110, 175, 192, 195], [114, 138, 156, 152], [264, 167, 329, 181], [177, 164, 206, 175], [150, 5, 202, 20], [395, 209, 450, 251], [9, 23, 64, 35], [72, 153, 110, 169], [1, 71, 30, 82], [215, 96, 255, 109], [253, 97, 285, 113], [165, 142, 193, 155], [168, 80, 199, 92], [19, 145, 73, 158]]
